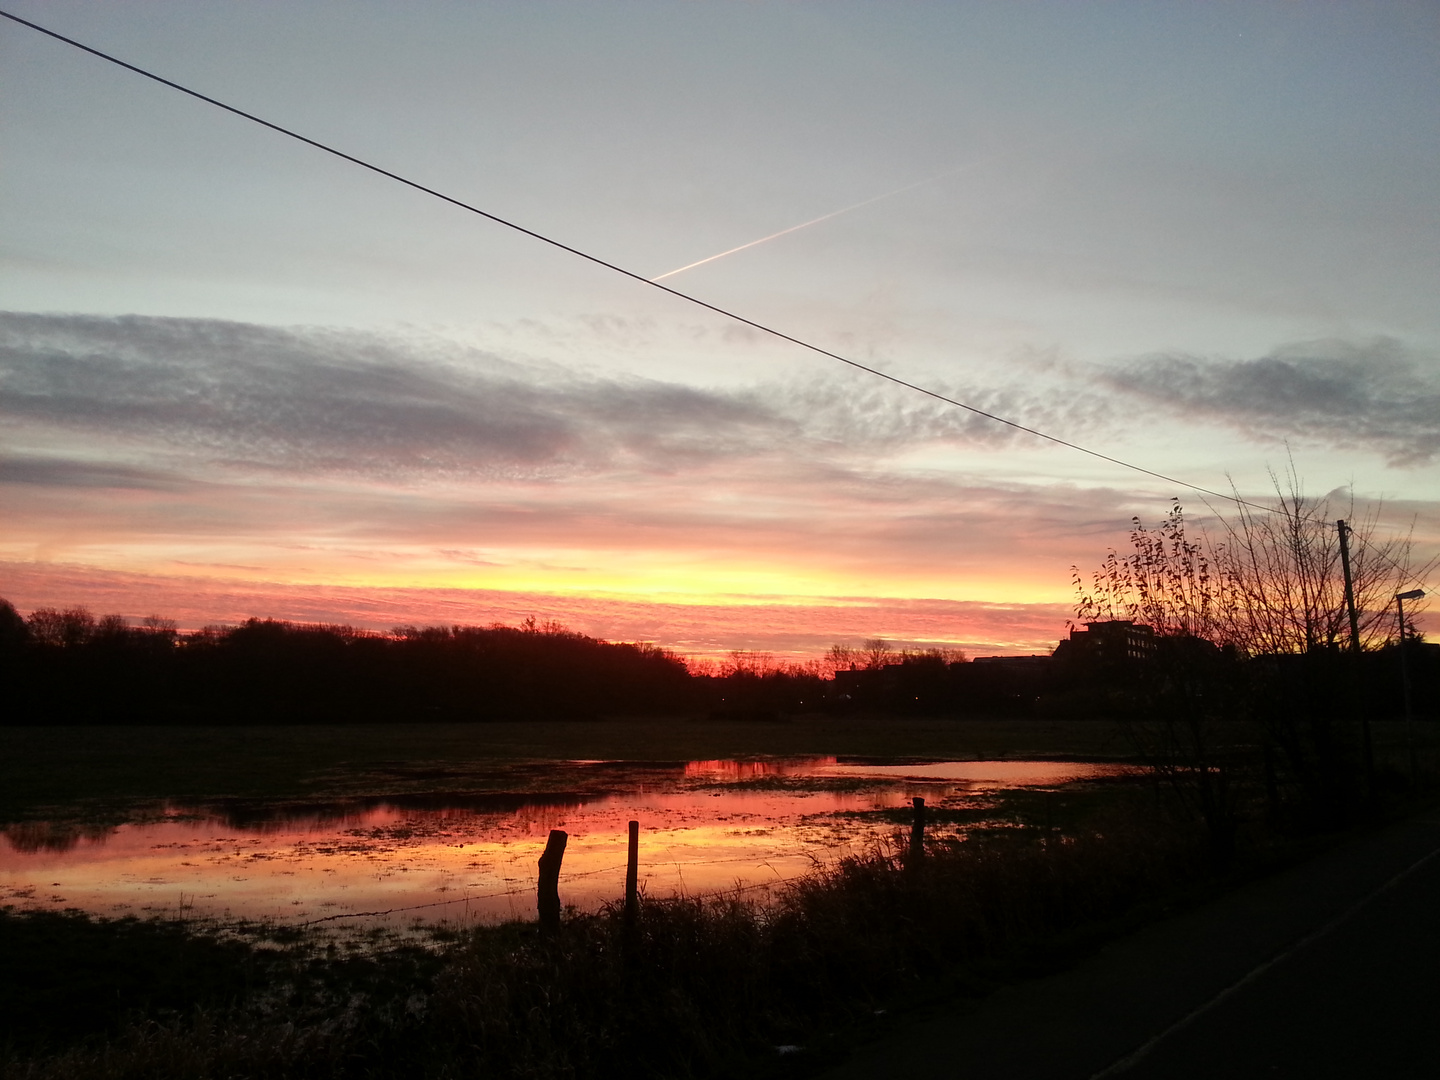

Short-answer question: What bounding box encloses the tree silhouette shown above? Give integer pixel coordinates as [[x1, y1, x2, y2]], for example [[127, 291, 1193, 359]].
[[1074, 478, 1435, 847]]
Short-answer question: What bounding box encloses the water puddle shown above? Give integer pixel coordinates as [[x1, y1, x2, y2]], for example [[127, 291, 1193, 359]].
[[1, 757, 1130, 934]]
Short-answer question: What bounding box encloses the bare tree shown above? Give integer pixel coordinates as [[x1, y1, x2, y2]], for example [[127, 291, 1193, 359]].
[[724, 651, 776, 678], [25, 606, 95, 647], [861, 638, 895, 670], [1075, 477, 1431, 659], [1073, 498, 1229, 642], [1074, 475, 1434, 850], [1218, 475, 1427, 655]]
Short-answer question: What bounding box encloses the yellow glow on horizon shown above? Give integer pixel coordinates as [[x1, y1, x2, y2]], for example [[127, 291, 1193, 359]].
[[216, 559, 1068, 607], [3, 539, 1073, 609]]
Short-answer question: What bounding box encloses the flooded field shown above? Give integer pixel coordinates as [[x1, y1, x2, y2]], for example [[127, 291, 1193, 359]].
[[1, 756, 1133, 936]]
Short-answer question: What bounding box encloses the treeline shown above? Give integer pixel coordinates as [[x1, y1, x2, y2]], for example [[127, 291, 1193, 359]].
[[707, 634, 1438, 724], [0, 602, 693, 724], [3, 599, 1031, 725], [8, 596, 1428, 728], [691, 644, 973, 719]]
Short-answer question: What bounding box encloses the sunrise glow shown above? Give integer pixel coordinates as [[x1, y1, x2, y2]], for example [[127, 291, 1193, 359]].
[[1, 1, 1435, 654]]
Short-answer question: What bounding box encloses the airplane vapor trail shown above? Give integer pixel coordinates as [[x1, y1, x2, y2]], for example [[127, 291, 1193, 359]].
[[648, 166, 970, 282]]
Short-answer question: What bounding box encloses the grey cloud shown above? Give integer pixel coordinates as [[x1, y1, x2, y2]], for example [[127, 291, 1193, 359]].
[[0, 454, 186, 490], [0, 312, 1064, 481], [1103, 338, 1440, 466], [0, 312, 783, 479], [778, 370, 1118, 454]]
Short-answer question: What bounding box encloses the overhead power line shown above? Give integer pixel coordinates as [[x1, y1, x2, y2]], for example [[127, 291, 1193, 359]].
[[3, 0, 1434, 603], [0, 7, 1264, 508]]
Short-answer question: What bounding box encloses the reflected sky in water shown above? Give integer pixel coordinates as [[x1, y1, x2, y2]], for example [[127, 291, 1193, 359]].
[[1, 757, 1130, 932]]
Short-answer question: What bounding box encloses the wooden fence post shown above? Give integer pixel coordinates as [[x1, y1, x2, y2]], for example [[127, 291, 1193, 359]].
[[909, 796, 926, 868], [538, 828, 568, 934], [625, 819, 640, 921]]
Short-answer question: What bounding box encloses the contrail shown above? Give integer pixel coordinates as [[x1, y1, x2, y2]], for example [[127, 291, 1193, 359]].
[[648, 165, 971, 282]]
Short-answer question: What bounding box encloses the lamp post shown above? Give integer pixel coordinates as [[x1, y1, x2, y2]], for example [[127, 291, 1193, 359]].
[[1395, 588, 1425, 783]]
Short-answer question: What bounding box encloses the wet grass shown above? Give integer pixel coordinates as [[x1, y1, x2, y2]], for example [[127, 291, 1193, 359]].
[[0, 909, 265, 1056], [12, 767, 1434, 1080], [1, 784, 1215, 1079], [5, 718, 1425, 1077]]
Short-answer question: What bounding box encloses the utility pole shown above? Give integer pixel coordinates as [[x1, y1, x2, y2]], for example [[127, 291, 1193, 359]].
[[1338, 520, 1363, 656], [1338, 519, 1372, 789], [1396, 589, 1426, 785]]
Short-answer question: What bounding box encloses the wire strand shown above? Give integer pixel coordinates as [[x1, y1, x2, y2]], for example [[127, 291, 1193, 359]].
[[3, 8, 1436, 599], [0, 7, 1278, 514]]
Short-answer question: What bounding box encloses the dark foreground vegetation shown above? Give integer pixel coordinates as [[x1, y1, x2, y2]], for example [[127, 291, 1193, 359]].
[[4, 766, 1436, 1080], [0, 782, 1294, 1080]]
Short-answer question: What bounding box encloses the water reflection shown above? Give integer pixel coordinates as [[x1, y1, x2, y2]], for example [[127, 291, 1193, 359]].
[[0, 757, 1131, 931], [684, 757, 837, 779], [3, 821, 118, 854], [819, 760, 1123, 784]]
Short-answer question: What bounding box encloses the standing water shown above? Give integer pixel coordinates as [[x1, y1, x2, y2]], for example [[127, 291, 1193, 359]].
[[1, 757, 1131, 933]]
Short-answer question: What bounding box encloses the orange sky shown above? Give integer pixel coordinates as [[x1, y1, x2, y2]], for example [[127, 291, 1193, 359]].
[[0, 560, 1075, 661], [2, 6, 1436, 656]]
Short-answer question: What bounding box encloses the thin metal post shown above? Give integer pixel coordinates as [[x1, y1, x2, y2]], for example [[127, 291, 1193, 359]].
[[909, 796, 926, 867]]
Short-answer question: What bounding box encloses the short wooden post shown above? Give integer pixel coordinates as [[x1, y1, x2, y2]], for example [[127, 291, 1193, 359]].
[[537, 828, 568, 934], [624, 820, 640, 921], [909, 796, 926, 867]]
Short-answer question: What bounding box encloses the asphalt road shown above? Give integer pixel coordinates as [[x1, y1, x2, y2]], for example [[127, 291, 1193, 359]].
[[822, 810, 1440, 1079]]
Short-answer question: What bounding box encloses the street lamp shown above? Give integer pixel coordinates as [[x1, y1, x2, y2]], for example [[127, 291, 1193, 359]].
[[1395, 588, 1425, 782]]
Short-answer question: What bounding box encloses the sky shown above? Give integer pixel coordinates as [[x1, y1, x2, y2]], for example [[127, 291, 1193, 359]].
[[2, 1, 1437, 659]]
